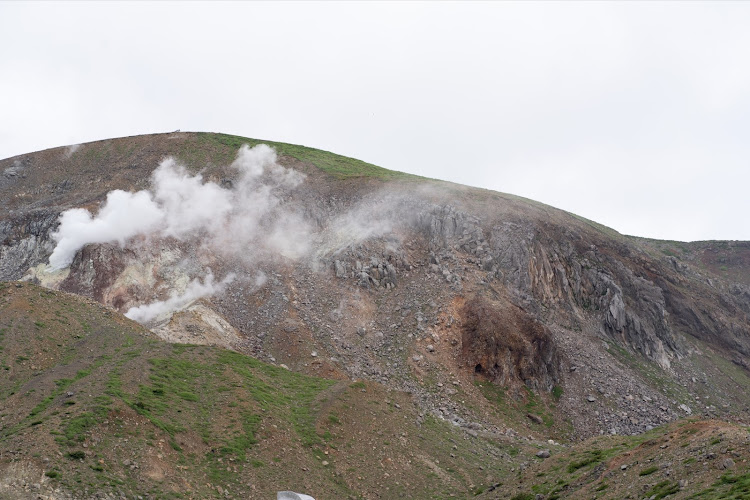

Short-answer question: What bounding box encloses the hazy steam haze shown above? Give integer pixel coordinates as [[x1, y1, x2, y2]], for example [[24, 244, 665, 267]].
[[318, 196, 400, 258], [64, 144, 81, 158], [152, 158, 234, 239]]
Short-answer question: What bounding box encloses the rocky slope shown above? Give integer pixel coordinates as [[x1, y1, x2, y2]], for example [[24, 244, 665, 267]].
[[1, 132, 749, 498]]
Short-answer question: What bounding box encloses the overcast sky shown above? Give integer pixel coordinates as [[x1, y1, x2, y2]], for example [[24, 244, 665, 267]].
[[1, 1, 748, 242]]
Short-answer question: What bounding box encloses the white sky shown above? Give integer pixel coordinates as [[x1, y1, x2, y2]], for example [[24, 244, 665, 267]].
[[1, 1, 749, 242]]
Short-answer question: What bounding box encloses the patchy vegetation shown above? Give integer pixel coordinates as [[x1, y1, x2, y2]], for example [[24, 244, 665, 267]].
[[484, 419, 750, 499], [0, 282, 516, 498]]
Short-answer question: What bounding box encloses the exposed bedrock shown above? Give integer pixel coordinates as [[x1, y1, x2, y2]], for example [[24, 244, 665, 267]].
[[416, 205, 749, 369], [0, 209, 58, 281]]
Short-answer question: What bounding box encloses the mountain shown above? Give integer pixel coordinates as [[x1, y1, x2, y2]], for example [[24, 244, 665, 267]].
[[1, 132, 749, 499]]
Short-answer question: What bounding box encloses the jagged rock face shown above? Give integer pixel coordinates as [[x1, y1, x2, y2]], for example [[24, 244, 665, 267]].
[[415, 207, 681, 368], [600, 263, 676, 368], [524, 235, 679, 369], [460, 296, 560, 392], [489, 221, 535, 293], [0, 209, 58, 281], [409, 201, 750, 372], [418, 205, 484, 248]]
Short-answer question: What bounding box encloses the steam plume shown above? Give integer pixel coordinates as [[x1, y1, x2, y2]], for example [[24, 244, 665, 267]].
[[125, 271, 235, 324], [48, 144, 304, 270], [45, 143, 417, 325], [48, 191, 163, 270], [47, 144, 312, 324]]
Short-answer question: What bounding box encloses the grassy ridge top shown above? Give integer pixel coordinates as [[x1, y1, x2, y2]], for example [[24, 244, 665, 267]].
[[198, 132, 423, 181]]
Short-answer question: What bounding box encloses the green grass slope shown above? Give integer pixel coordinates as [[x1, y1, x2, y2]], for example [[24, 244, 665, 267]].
[[201, 133, 423, 181]]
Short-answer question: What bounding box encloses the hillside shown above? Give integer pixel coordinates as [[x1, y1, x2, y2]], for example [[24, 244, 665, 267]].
[[1, 132, 749, 499], [1, 281, 525, 499]]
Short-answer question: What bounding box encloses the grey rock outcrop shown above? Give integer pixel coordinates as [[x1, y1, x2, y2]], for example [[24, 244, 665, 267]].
[[0, 209, 58, 281]]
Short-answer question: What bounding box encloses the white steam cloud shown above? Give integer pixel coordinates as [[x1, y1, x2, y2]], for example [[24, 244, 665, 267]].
[[48, 144, 306, 270], [49, 191, 164, 270], [152, 158, 234, 238], [125, 271, 235, 324], [45, 143, 420, 326], [47, 144, 312, 324]]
